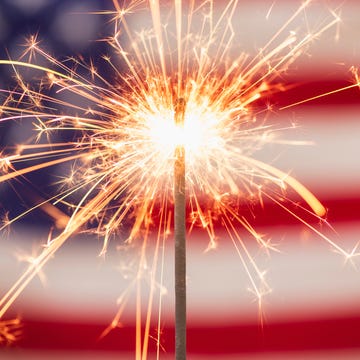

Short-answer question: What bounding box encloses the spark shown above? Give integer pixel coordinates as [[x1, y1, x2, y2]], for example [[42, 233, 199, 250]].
[[266, 1, 276, 21], [0, 0, 358, 357], [0, 318, 22, 346]]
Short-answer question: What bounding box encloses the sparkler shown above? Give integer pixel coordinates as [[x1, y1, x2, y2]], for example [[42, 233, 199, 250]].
[[0, 0, 359, 357]]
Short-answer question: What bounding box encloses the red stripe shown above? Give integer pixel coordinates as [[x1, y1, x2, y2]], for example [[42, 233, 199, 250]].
[[11, 313, 360, 354], [251, 196, 360, 227], [261, 79, 360, 108], [171, 196, 360, 231]]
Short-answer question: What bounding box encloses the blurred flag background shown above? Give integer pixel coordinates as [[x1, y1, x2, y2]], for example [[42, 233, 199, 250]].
[[0, 0, 360, 358]]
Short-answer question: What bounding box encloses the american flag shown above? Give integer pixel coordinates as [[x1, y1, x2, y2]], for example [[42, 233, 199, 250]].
[[0, 0, 360, 358]]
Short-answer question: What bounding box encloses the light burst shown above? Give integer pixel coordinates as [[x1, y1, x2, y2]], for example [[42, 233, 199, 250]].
[[0, 0, 359, 357]]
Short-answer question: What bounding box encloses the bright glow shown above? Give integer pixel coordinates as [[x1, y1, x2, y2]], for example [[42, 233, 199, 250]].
[[135, 93, 225, 165]]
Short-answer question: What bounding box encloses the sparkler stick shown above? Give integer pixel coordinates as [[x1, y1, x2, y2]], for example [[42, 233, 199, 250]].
[[174, 98, 186, 360]]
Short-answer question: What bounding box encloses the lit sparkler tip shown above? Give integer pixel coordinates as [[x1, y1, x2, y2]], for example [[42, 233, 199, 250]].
[[174, 98, 186, 127]]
